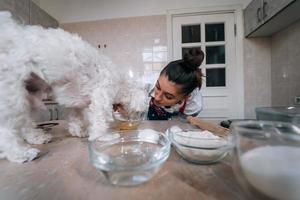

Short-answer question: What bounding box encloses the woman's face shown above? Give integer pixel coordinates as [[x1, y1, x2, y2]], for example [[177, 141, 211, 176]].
[[153, 74, 186, 107]]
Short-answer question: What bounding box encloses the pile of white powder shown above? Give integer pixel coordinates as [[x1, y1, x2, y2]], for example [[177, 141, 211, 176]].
[[240, 146, 300, 200]]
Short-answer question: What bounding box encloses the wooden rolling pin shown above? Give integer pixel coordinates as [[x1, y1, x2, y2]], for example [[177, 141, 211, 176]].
[[186, 116, 229, 137]]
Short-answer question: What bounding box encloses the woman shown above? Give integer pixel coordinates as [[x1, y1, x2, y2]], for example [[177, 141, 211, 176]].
[[147, 48, 204, 120]]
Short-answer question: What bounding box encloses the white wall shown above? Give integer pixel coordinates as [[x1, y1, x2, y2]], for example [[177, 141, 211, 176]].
[[38, 0, 251, 23]]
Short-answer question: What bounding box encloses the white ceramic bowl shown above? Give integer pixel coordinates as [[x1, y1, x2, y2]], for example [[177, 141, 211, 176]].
[[89, 129, 170, 186]]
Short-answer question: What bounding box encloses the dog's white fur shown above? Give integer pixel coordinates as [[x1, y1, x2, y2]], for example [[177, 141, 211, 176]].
[[0, 12, 147, 163]]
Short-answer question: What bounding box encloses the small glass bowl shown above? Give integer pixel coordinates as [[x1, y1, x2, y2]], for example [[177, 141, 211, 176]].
[[88, 129, 170, 186], [167, 127, 233, 164], [112, 111, 145, 130]]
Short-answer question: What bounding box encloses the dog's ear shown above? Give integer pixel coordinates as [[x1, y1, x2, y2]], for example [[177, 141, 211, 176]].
[[25, 72, 51, 94]]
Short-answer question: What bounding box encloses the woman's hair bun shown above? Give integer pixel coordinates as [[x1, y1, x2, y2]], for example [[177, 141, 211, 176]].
[[183, 48, 204, 70]]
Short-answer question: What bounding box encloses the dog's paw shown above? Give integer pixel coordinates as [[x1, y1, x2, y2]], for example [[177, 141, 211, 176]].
[[29, 133, 52, 144], [68, 123, 88, 138], [6, 148, 40, 163], [25, 129, 52, 144], [24, 148, 40, 162]]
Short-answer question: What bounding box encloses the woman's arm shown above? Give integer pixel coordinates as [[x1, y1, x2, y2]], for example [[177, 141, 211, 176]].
[[183, 89, 203, 117]]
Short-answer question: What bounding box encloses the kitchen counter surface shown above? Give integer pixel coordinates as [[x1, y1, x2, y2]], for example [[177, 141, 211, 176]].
[[0, 120, 251, 200]]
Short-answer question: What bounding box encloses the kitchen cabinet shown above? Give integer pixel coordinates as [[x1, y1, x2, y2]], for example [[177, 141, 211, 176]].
[[30, 1, 58, 28], [0, 0, 58, 28], [262, 0, 295, 22], [244, 0, 264, 37], [244, 0, 300, 37], [0, 0, 30, 24]]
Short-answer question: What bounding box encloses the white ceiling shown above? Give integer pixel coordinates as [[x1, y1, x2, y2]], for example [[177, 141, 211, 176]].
[[37, 0, 252, 23]]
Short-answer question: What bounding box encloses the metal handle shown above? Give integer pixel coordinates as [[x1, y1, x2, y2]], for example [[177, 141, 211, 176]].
[[54, 108, 59, 120], [257, 7, 262, 23], [48, 108, 53, 121], [263, 1, 268, 19]]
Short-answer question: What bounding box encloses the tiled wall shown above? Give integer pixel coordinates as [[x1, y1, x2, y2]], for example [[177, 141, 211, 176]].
[[243, 38, 272, 119], [61, 15, 168, 85], [271, 20, 300, 106]]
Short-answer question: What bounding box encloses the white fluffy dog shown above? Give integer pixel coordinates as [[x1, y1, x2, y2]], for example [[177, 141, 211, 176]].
[[0, 11, 148, 163]]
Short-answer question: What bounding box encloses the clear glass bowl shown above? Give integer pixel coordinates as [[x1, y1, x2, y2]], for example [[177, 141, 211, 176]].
[[231, 120, 300, 200], [256, 106, 300, 125], [88, 129, 170, 186], [112, 111, 145, 130], [167, 127, 233, 164]]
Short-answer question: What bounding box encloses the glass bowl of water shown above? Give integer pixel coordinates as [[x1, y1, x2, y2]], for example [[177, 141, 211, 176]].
[[88, 129, 170, 186], [231, 120, 300, 200]]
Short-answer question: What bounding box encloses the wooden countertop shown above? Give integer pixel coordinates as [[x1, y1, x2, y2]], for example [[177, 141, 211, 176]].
[[0, 120, 250, 200]]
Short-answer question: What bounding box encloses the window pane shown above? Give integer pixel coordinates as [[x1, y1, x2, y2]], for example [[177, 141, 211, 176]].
[[182, 47, 201, 59], [206, 45, 225, 64], [182, 24, 201, 43], [205, 23, 225, 42], [206, 68, 226, 87]]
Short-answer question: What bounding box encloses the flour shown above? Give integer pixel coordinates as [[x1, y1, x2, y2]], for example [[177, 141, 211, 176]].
[[167, 126, 229, 163], [240, 146, 300, 200], [169, 126, 227, 147]]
